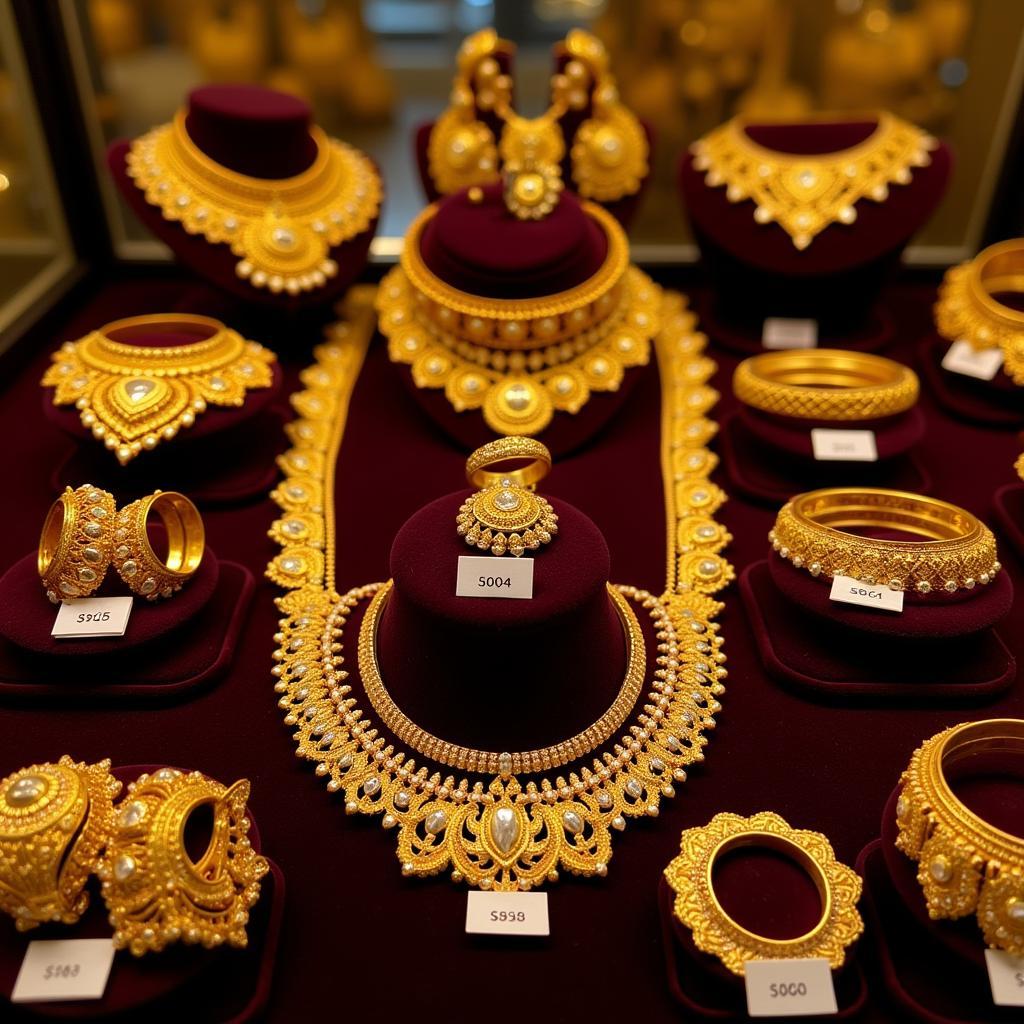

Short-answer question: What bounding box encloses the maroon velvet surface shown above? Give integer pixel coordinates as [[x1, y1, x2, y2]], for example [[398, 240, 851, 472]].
[[741, 560, 1015, 701], [993, 483, 1024, 559], [0, 269, 1022, 1023], [680, 121, 951, 338], [0, 764, 283, 1023], [0, 546, 219, 655], [108, 86, 379, 311], [919, 336, 1024, 428], [381, 492, 624, 750]]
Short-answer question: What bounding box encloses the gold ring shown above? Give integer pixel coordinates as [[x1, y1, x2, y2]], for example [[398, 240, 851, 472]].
[[769, 487, 1001, 594], [0, 757, 120, 930], [99, 768, 268, 956], [113, 490, 205, 600], [665, 811, 863, 975], [38, 484, 117, 603], [896, 719, 1024, 955], [733, 349, 919, 420], [460, 437, 558, 556]]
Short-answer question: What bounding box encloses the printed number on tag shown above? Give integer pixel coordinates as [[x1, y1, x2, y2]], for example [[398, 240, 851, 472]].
[[829, 575, 904, 613], [745, 959, 838, 1017], [941, 340, 1004, 381], [465, 891, 550, 936], [11, 939, 115, 1002], [762, 317, 818, 350], [455, 556, 534, 599], [51, 597, 133, 639], [810, 429, 878, 463], [985, 949, 1024, 1006]]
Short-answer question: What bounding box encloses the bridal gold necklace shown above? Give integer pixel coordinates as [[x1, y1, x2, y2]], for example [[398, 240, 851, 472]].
[[268, 287, 732, 891]]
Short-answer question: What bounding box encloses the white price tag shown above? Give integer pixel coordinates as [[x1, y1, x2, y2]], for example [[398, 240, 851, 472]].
[[762, 317, 818, 350], [51, 596, 133, 639], [744, 958, 838, 1017], [810, 428, 878, 463], [941, 340, 1004, 381], [829, 574, 904, 613], [11, 939, 115, 1003], [985, 949, 1024, 1006], [465, 891, 550, 936], [455, 556, 534, 600]]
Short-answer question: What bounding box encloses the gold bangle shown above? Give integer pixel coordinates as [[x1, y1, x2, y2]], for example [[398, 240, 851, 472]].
[[895, 719, 1024, 955], [113, 490, 205, 600], [935, 239, 1024, 385], [358, 581, 645, 775], [99, 768, 268, 956], [465, 436, 552, 490], [733, 350, 919, 421], [665, 811, 864, 975], [769, 487, 1001, 594], [0, 757, 121, 930], [38, 484, 117, 603]]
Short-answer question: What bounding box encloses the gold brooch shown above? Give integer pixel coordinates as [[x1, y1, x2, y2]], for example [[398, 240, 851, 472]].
[[126, 110, 381, 294], [0, 757, 121, 931], [458, 437, 558, 557], [42, 314, 276, 464], [895, 719, 1024, 956], [377, 201, 657, 436], [427, 28, 647, 216], [690, 112, 937, 250], [38, 484, 117, 603], [665, 811, 864, 975]]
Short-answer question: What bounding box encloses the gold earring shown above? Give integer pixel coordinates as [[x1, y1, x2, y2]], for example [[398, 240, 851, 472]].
[[38, 484, 117, 603], [99, 768, 268, 956], [457, 437, 559, 557]]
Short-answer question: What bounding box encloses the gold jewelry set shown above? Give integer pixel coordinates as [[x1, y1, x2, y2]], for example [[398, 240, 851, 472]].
[[127, 109, 381, 294], [691, 112, 938, 250], [43, 314, 277, 464], [39, 483, 205, 603], [427, 28, 647, 219], [0, 758, 267, 955]]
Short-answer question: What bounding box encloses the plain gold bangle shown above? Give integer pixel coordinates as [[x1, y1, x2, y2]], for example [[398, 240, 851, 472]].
[[732, 349, 919, 420], [769, 487, 1000, 594], [895, 719, 1024, 955]]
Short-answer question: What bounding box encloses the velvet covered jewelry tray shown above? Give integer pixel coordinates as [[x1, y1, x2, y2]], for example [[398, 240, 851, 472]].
[[918, 337, 1024, 428]]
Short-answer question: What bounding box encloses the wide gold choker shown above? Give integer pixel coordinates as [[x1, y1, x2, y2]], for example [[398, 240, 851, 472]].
[[935, 238, 1024, 385], [43, 314, 276, 464], [126, 110, 381, 295], [690, 112, 937, 250], [377, 200, 657, 436]]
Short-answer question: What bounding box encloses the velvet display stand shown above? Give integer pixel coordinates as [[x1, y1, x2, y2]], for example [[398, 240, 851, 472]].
[[0, 764, 284, 1022], [918, 336, 1024, 428], [108, 85, 379, 311], [857, 763, 1024, 1022], [389, 186, 650, 456], [679, 120, 952, 354], [740, 553, 1015, 701], [993, 483, 1024, 559], [720, 404, 930, 504]]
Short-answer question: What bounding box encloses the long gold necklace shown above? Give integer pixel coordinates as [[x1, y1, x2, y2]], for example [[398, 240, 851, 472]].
[[690, 112, 937, 250], [127, 110, 381, 295], [267, 285, 733, 891]]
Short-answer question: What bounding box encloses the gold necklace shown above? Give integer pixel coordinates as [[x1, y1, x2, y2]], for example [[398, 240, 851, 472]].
[[376, 201, 659, 436], [267, 284, 734, 891], [359, 580, 646, 775], [42, 314, 276, 464], [690, 112, 937, 250], [127, 110, 381, 295]]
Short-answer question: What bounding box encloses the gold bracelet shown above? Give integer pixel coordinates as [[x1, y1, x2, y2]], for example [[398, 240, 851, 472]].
[[665, 811, 863, 975], [733, 350, 919, 421], [769, 487, 1001, 594], [357, 581, 645, 775], [935, 238, 1024, 385], [38, 484, 117, 602], [895, 719, 1024, 955]]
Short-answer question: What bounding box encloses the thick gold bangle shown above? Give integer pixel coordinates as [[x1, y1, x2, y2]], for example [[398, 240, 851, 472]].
[[38, 484, 117, 603], [113, 490, 205, 600], [935, 238, 1024, 384], [465, 436, 552, 490], [733, 350, 919, 421], [895, 719, 1024, 955], [665, 811, 863, 975], [769, 487, 1000, 595]]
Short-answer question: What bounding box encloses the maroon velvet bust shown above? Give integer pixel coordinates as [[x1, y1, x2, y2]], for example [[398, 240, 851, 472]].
[[108, 84, 380, 310], [679, 119, 952, 344]]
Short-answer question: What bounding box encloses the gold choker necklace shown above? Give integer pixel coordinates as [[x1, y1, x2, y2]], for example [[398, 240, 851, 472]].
[[690, 112, 937, 250], [43, 314, 276, 464], [377, 200, 657, 436], [127, 110, 381, 295]]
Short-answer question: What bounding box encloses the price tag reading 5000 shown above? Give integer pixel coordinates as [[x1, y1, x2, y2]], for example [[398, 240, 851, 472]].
[[744, 959, 838, 1017]]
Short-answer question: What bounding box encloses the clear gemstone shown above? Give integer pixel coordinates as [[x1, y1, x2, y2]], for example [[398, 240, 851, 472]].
[[115, 545, 130, 560], [1007, 898, 1024, 923], [124, 379, 156, 403], [272, 227, 296, 248], [896, 796, 909, 819], [502, 383, 533, 412], [6, 775, 46, 807], [929, 855, 952, 883], [90, 506, 107, 519], [394, 791, 410, 810], [625, 779, 642, 799], [596, 792, 612, 809], [118, 800, 147, 828], [59, 581, 79, 596], [562, 810, 583, 834], [84, 522, 102, 538], [78, 567, 97, 583], [363, 777, 381, 797], [140, 578, 156, 594], [209, 376, 227, 391], [424, 810, 447, 834], [153, 769, 179, 781], [113, 854, 136, 881], [494, 489, 520, 512], [490, 807, 520, 854], [121, 559, 138, 577]]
